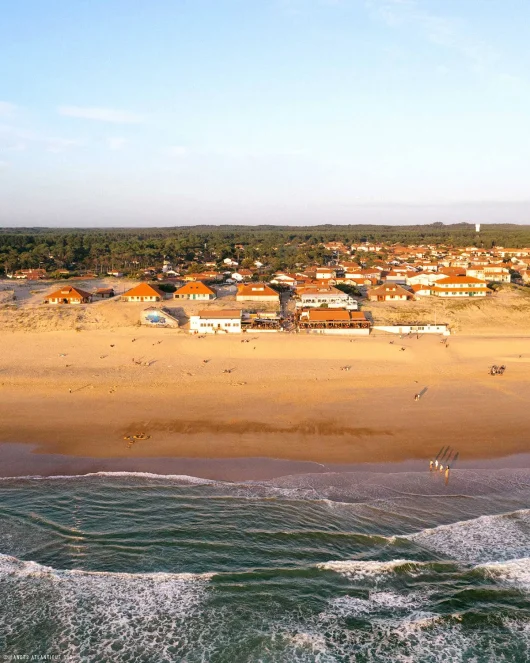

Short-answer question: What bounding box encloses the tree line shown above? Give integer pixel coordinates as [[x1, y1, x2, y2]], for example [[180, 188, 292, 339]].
[[1, 224, 530, 275]]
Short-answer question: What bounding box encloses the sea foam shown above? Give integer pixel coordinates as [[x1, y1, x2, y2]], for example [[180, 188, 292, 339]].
[[0, 553, 214, 662], [408, 508, 530, 563]]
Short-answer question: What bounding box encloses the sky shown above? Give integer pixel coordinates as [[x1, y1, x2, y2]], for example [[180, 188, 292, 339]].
[[1, 0, 530, 227]]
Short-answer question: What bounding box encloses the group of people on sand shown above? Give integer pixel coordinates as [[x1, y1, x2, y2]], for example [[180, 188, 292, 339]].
[[124, 432, 150, 449], [430, 459, 450, 480], [429, 445, 458, 483], [490, 364, 506, 376]]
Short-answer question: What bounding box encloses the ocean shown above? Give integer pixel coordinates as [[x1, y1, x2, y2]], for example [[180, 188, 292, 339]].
[[1, 468, 530, 662]]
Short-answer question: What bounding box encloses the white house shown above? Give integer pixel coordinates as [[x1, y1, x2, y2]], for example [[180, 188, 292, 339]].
[[367, 283, 414, 302], [174, 281, 216, 300], [296, 285, 358, 310], [410, 284, 434, 297], [189, 310, 242, 334], [122, 283, 165, 302], [466, 266, 511, 283], [236, 283, 280, 303], [406, 272, 446, 287], [270, 273, 297, 288], [315, 268, 336, 279]]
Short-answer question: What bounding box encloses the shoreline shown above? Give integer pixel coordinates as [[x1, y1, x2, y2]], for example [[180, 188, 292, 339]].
[[3, 442, 530, 482]]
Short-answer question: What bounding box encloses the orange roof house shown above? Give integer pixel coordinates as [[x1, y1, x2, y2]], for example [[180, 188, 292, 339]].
[[122, 283, 164, 302], [44, 286, 93, 305], [367, 283, 414, 302], [174, 281, 216, 300], [236, 283, 280, 303]]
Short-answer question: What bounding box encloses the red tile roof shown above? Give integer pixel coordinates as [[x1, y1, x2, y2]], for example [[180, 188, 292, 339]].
[[123, 283, 163, 298], [236, 283, 279, 298], [46, 286, 92, 300], [175, 281, 215, 296], [436, 275, 486, 285]]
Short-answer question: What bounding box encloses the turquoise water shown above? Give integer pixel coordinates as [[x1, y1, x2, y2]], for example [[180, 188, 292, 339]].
[[1, 469, 530, 662]]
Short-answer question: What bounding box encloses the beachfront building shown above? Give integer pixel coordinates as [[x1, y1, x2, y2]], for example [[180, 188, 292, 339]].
[[367, 284, 414, 302], [122, 283, 165, 302], [189, 309, 242, 334], [174, 281, 216, 300], [430, 275, 489, 297], [236, 283, 280, 303], [44, 286, 93, 305], [295, 285, 358, 310], [241, 311, 282, 332], [298, 309, 370, 335]]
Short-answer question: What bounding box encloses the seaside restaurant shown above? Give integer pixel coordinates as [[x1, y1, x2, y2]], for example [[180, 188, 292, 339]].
[[241, 311, 282, 332], [298, 309, 371, 334]]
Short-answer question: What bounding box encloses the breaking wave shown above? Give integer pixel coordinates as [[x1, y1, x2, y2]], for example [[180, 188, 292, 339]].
[[2, 470, 530, 661], [408, 508, 530, 563]]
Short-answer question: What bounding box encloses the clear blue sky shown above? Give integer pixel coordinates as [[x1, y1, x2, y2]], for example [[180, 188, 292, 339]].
[[1, 0, 530, 226]]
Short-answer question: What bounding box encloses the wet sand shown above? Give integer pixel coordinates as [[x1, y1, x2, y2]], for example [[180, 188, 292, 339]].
[[2, 443, 530, 481]]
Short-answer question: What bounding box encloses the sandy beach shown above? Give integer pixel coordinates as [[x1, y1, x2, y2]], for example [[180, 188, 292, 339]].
[[1, 326, 529, 468]]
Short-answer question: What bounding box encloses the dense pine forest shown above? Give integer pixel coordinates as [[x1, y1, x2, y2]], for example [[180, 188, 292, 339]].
[[1, 224, 530, 275]]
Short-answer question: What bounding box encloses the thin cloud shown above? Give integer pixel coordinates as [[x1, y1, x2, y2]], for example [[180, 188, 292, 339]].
[[58, 106, 144, 124], [0, 102, 17, 117], [366, 0, 498, 73], [0, 125, 83, 153], [45, 137, 83, 153], [107, 137, 128, 151], [167, 145, 188, 157]]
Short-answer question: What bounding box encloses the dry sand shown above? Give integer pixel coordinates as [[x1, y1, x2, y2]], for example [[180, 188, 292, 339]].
[[1, 324, 529, 466]]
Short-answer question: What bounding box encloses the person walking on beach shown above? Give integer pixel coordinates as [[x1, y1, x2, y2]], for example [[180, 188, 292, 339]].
[[429, 460, 433, 471], [439, 464, 444, 473], [445, 465, 450, 485], [435, 460, 439, 469]]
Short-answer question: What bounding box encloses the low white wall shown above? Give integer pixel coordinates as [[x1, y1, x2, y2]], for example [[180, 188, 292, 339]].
[[373, 324, 450, 335], [301, 328, 370, 336]]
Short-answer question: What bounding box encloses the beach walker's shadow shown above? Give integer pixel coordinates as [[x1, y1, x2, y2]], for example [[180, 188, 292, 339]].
[[419, 386, 428, 398]]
